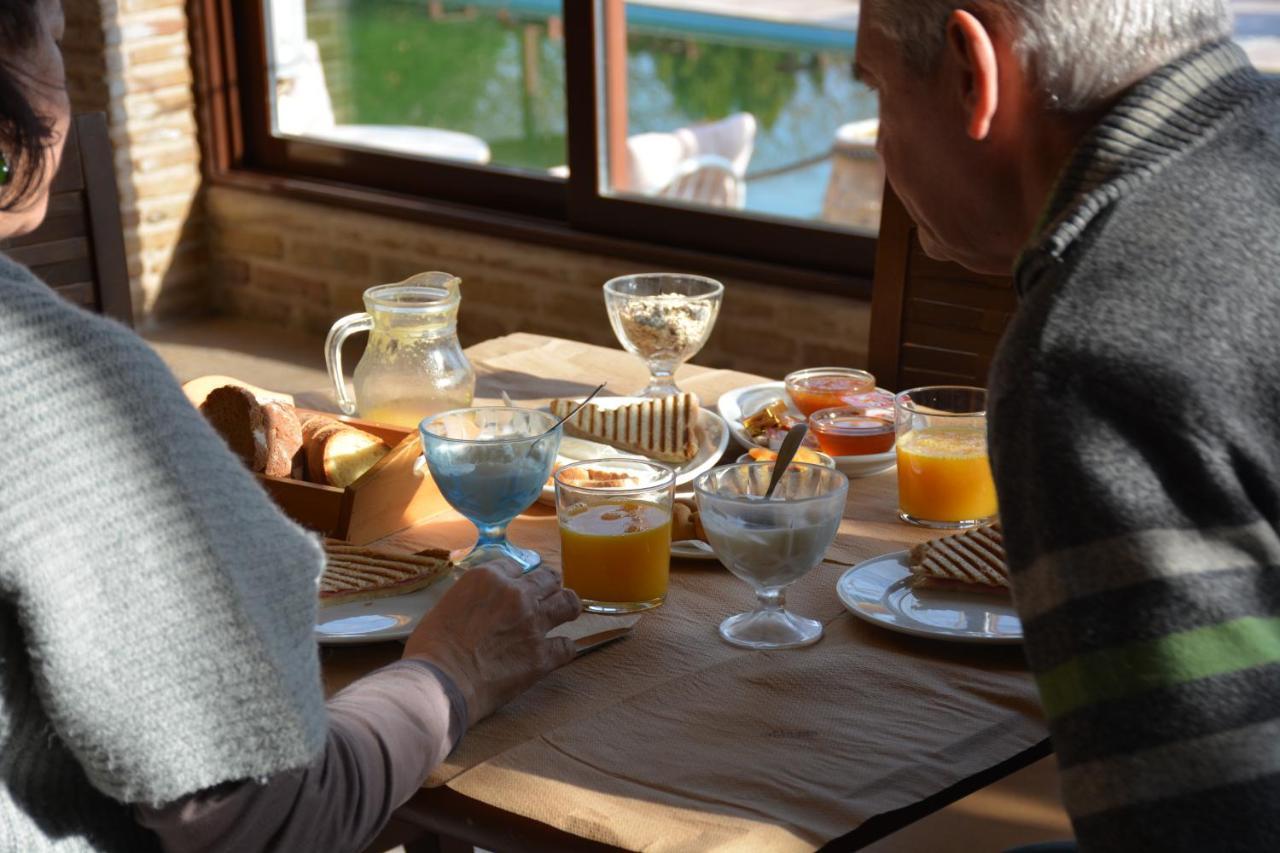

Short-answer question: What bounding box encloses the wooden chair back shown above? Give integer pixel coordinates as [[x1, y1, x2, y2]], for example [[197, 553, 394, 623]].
[[0, 112, 132, 326], [867, 185, 1015, 391]]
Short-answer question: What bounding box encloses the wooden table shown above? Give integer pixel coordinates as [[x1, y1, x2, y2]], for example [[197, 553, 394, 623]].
[[315, 334, 1048, 853]]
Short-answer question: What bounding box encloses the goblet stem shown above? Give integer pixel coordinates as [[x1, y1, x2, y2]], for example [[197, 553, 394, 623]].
[[756, 586, 785, 612], [476, 522, 509, 549], [641, 357, 681, 398]]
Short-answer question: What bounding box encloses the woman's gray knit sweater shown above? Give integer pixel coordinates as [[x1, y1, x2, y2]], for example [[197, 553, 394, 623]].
[[0, 253, 328, 850]]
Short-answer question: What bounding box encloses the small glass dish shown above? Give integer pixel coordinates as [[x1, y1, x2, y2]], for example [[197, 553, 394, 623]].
[[695, 462, 847, 650], [808, 408, 896, 457], [784, 367, 877, 416], [603, 273, 724, 398]]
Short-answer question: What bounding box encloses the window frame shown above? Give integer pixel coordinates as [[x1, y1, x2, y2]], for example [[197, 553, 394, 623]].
[[189, 0, 876, 297]]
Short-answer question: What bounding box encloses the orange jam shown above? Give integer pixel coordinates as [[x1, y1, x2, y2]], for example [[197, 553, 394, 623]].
[[559, 501, 671, 607], [808, 409, 895, 456], [785, 370, 877, 415]]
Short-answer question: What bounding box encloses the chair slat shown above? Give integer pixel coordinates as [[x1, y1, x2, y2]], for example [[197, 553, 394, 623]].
[[0, 113, 131, 326]]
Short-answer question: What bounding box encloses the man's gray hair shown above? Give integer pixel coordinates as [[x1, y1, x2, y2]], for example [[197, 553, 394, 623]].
[[863, 0, 1233, 111]]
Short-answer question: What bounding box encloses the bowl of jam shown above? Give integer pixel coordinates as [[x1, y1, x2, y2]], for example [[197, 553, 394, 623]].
[[808, 407, 896, 457], [784, 368, 877, 416]]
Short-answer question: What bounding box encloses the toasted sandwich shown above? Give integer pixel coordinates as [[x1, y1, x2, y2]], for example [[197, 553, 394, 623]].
[[320, 541, 452, 606], [549, 393, 700, 464], [907, 522, 1009, 593]]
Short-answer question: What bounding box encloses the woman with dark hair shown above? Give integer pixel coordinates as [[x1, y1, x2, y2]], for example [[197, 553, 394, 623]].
[[0, 2, 580, 851]]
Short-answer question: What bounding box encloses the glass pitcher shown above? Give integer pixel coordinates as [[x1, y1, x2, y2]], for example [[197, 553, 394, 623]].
[[325, 272, 475, 429]]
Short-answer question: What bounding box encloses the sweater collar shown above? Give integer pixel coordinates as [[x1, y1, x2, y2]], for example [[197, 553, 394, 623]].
[[1016, 40, 1269, 294]]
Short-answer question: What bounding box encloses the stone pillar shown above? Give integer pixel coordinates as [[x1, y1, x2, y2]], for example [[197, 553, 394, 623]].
[[821, 119, 884, 233]]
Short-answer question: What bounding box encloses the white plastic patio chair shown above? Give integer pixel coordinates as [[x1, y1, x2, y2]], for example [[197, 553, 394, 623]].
[[624, 112, 757, 209]]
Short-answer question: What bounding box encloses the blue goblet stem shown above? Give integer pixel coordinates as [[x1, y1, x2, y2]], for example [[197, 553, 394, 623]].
[[475, 522, 509, 550]]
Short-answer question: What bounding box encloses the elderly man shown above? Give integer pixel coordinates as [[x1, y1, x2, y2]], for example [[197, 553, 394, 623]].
[[856, 1, 1280, 850]]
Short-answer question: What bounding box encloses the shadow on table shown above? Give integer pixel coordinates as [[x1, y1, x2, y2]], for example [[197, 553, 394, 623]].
[[476, 370, 606, 403]]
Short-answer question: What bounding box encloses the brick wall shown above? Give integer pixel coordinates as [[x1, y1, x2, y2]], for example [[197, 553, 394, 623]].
[[63, 0, 207, 327], [207, 186, 871, 380]]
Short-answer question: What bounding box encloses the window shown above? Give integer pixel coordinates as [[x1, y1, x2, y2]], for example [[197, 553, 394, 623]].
[[202, 1, 883, 284]]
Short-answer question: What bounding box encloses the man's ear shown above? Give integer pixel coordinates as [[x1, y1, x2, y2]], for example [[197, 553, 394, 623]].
[[945, 9, 999, 140]]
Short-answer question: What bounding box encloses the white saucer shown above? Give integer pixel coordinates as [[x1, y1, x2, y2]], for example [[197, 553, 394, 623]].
[[671, 539, 720, 561], [836, 551, 1022, 644]]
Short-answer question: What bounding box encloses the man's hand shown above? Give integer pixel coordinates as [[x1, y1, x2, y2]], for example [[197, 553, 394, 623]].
[[402, 558, 581, 727]]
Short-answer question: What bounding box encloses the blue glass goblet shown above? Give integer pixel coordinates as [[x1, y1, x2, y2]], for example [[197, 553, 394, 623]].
[[420, 407, 562, 572]]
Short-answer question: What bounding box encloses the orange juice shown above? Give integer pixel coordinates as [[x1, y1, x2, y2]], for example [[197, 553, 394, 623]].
[[896, 427, 998, 522], [559, 501, 671, 609]]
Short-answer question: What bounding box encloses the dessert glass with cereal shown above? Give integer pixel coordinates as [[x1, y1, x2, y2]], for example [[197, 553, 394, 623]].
[[603, 273, 724, 398]]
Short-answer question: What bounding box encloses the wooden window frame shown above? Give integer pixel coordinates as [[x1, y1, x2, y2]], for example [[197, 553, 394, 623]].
[[189, 0, 875, 298]]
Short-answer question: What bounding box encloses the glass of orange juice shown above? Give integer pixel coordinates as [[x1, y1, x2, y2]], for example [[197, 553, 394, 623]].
[[555, 459, 675, 613], [894, 386, 997, 528]]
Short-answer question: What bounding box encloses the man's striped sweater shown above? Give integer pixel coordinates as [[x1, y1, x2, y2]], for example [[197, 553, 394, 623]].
[[989, 41, 1280, 851]]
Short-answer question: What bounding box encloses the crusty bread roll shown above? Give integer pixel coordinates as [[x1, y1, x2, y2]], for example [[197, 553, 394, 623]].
[[199, 385, 303, 477]]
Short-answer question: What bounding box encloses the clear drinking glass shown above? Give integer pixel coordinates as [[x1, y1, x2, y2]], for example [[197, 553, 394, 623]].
[[894, 386, 997, 529], [695, 462, 848, 649], [555, 459, 676, 614], [420, 407, 562, 572], [603, 273, 724, 398]]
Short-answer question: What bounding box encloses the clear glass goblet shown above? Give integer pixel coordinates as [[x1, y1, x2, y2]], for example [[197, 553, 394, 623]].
[[603, 273, 724, 398], [695, 462, 848, 649], [419, 407, 562, 572]]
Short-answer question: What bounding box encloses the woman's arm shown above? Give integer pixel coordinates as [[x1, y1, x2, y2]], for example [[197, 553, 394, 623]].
[[135, 559, 580, 853], [135, 659, 465, 853]]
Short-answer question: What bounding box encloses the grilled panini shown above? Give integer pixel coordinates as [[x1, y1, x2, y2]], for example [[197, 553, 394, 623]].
[[320, 540, 452, 606], [549, 393, 699, 463], [908, 523, 1009, 592]]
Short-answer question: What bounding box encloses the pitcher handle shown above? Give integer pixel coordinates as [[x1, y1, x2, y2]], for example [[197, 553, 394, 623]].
[[325, 312, 373, 416]]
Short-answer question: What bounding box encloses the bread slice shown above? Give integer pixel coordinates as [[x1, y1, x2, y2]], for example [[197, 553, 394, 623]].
[[260, 401, 303, 477], [198, 386, 304, 477], [320, 540, 452, 606], [549, 393, 699, 464], [200, 385, 268, 471], [309, 425, 390, 488], [908, 523, 1009, 591]]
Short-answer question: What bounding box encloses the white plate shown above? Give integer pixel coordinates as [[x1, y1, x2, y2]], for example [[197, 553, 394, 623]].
[[717, 382, 896, 479], [671, 539, 720, 561], [836, 551, 1022, 644], [315, 571, 459, 645], [538, 397, 730, 505]]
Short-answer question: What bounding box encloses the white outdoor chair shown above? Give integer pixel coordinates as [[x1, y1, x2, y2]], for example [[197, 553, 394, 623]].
[[624, 112, 757, 209], [272, 40, 491, 165]]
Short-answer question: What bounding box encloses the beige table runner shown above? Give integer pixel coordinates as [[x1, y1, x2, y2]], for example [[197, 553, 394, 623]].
[[377, 334, 1048, 852]]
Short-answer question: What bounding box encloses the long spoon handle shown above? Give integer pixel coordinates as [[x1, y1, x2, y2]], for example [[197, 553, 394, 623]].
[[550, 383, 607, 432], [764, 423, 808, 499]]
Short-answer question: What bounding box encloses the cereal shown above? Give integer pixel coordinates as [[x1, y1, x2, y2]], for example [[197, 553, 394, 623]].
[[616, 294, 715, 359]]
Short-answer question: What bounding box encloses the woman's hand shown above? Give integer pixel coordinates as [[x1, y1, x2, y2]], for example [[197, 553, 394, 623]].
[[402, 558, 581, 727]]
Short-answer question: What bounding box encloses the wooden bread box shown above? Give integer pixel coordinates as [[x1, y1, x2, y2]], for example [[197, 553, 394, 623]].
[[183, 376, 450, 544]]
